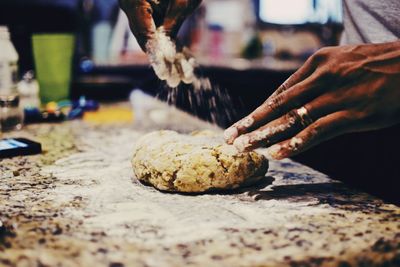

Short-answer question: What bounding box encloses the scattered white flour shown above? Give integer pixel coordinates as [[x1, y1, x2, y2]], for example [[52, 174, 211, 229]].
[[223, 117, 254, 144], [224, 127, 238, 143], [40, 120, 333, 247], [251, 118, 296, 144], [228, 117, 296, 152], [289, 137, 304, 151], [238, 116, 255, 129], [265, 136, 303, 159], [233, 135, 252, 152], [266, 144, 282, 160]]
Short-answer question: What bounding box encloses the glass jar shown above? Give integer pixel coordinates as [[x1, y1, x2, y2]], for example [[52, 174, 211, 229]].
[[0, 94, 24, 132]]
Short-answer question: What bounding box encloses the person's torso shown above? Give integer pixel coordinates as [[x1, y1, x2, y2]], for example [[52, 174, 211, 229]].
[[342, 0, 400, 44]]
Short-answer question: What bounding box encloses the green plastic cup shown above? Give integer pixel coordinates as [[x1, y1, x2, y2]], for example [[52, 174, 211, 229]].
[[32, 34, 75, 104]]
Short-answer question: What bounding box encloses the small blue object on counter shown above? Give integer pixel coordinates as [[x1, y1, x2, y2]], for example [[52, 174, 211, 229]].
[[24, 97, 99, 123], [24, 107, 65, 123], [68, 96, 99, 120]]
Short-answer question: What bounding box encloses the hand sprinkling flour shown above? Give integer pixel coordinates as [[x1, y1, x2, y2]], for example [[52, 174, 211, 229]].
[[119, 0, 203, 88], [146, 27, 197, 88], [120, 0, 238, 126]]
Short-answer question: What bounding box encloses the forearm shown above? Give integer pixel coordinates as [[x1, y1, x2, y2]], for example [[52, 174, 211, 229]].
[[119, 0, 156, 50], [358, 41, 400, 74]]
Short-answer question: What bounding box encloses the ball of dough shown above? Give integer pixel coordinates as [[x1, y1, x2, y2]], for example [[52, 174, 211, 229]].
[[132, 131, 269, 193]]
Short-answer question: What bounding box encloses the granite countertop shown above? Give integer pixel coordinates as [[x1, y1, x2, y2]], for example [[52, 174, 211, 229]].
[[0, 102, 399, 267]]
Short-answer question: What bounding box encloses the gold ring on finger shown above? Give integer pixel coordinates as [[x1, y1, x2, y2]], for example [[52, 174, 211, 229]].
[[296, 106, 313, 128]]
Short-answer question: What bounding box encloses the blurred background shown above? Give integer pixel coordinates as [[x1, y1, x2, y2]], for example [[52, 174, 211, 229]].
[[0, 0, 398, 203], [0, 0, 343, 104]]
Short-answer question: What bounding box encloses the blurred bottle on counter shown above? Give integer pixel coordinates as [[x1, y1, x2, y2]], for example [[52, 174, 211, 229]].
[[0, 26, 18, 95], [197, 0, 256, 59], [208, 24, 224, 59], [91, 0, 119, 64], [18, 71, 40, 109], [0, 26, 24, 132]]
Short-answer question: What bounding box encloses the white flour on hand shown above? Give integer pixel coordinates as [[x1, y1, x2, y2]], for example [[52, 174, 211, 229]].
[[146, 27, 196, 88]]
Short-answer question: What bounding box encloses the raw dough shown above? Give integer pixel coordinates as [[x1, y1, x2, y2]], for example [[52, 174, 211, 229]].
[[132, 131, 269, 193]]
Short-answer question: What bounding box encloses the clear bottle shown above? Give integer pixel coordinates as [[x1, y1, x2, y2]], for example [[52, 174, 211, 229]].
[[0, 94, 24, 131], [18, 71, 40, 109], [0, 26, 23, 132], [0, 26, 18, 95]]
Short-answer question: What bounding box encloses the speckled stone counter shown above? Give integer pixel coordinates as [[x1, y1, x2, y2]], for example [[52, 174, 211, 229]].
[[0, 102, 399, 267]]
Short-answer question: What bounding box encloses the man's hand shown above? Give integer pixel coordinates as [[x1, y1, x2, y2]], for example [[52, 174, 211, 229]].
[[119, 0, 202, 51], [224, 41, 400, 159]]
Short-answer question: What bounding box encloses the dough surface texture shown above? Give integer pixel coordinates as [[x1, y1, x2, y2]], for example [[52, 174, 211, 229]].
[[132, 131, 269, 193]]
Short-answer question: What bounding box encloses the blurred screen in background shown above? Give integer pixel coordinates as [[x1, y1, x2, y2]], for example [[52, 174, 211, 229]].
[[259, 0, 342, 25], [206, 0, 251, 31]]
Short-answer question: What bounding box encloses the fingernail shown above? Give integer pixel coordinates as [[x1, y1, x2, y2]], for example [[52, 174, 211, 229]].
[[224, 127, 238, 144], [233, 135, 251, 153], [266, 144, 283, 160]]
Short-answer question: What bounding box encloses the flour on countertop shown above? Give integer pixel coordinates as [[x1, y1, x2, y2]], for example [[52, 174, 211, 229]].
[[41, 124, 337, 247], [3, 107, 400, 267]]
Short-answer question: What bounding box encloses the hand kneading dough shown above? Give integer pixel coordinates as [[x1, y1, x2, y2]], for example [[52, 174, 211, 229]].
[[132, 131, 269, 193]]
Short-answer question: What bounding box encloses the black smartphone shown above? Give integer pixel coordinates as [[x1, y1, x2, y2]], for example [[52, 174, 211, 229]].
[[0, 138, 42, 159]]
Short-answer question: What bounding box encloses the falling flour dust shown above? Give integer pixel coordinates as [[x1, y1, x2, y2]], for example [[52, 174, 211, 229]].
[[147, 27, 238, 126]]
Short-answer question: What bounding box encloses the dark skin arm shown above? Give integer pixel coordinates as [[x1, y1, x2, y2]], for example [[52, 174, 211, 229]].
[[119, 2, 400, 159], [119, 0, 202, 51], [225, 41, 400, 159]]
